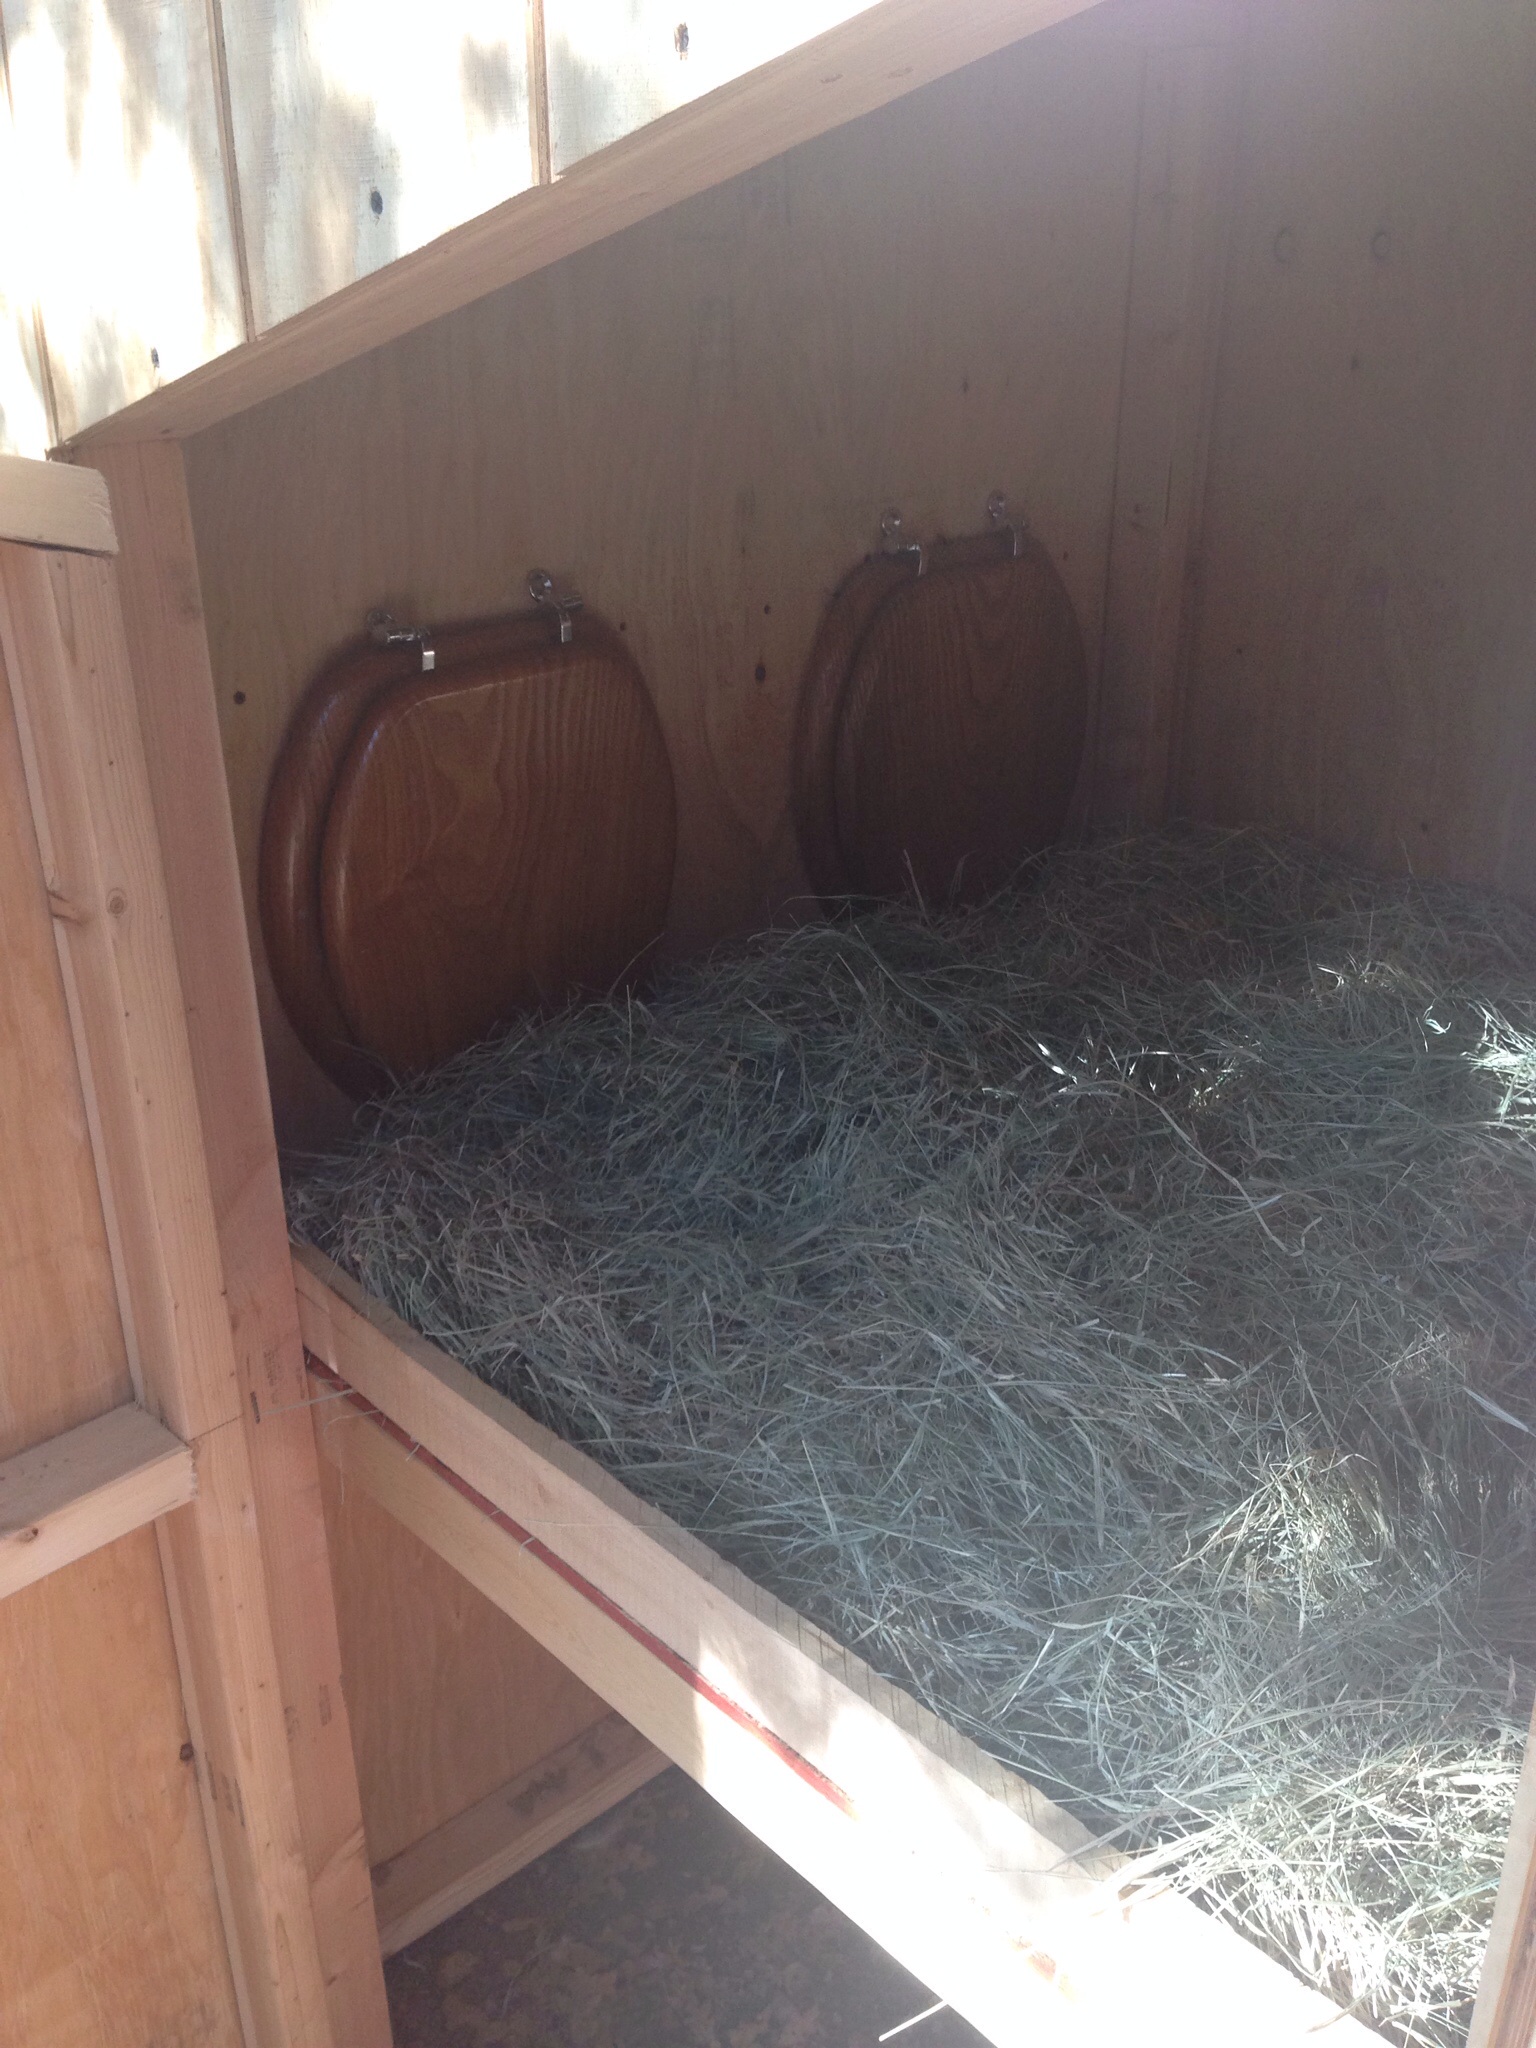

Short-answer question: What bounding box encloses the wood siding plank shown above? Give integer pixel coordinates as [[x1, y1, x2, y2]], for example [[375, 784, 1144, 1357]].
[[0, 0, 244, 438]]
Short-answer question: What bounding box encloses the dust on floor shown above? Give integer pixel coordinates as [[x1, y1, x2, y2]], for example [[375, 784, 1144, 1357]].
[[386, 1766, 989, 2048]]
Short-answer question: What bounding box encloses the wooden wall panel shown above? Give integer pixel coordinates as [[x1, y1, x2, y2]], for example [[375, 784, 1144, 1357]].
[[0, 0, 243, 438], [544, 0, 872, 173], [223, 0, 536, 332], [186, 18, 1153, 1145], [318, 1439, 614, 1866], [0, 586, 242, 2047], [0, 1540, 241, 2048], [1176, 0, 1536, 899]]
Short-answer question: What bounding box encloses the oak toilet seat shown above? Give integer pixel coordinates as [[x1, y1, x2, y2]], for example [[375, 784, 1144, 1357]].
[[261, 599, 677, 1093], [794, 514, 1088, 908]]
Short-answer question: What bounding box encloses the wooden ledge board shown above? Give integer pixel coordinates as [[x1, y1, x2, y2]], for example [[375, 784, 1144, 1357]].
[[294, 1243, 1383, 2048], [0, 457, 117, 555], [0, 1403, 194, 1601], [68, 0, 1105, 451], [370, 1709, 667, 1956]]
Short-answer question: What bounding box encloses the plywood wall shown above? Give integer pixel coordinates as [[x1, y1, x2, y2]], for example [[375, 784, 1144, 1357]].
[[1175, 0, 1536, 902], [0, 595, 242, 2048], [187, 8, 1206, 1145]]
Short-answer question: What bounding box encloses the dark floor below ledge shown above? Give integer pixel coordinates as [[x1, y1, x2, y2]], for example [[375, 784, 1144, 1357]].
[[385, 1764, 993, 2048]]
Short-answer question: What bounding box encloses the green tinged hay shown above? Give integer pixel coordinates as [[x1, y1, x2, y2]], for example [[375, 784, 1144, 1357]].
[[288, 829, 1536, 2046]]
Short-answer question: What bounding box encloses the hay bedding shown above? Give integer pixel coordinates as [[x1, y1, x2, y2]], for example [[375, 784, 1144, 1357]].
[[287, 830, 1536, 2046]]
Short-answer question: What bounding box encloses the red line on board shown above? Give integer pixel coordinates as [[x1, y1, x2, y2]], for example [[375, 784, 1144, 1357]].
[[305, 1351, 858, 1821]]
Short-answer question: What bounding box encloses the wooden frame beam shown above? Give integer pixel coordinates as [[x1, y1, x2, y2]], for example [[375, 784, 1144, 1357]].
[[370, 1710, 666, 1957], [87, 440, 391, 2046], [295, 1244, 1383, 2048], [0, 507, 338, 2047], [66, 0, 1106, 452], [0, 1403, 195, 1602], [0, 453, 117, 555]]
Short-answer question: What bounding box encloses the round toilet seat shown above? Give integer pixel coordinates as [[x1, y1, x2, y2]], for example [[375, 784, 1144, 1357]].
[[794, 528, 1087, 907], [261, 611, 676, 1092]]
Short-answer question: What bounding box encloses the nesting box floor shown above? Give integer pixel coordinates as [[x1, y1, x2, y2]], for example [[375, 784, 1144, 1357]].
[[384, 1766, 987, 2047]]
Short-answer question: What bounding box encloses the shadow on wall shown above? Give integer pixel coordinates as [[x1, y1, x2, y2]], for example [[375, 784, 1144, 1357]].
[[2, 0, 536, 436], [1, 0, 243, 436]]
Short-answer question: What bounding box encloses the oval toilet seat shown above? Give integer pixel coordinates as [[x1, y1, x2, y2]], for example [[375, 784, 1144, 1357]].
[[794, 527, 1088, 908], [260, 610, 676, 1092]]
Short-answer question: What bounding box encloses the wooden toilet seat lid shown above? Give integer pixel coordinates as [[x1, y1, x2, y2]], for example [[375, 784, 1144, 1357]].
[[260, 613, 676, 1092], [794, 529, 1087, 907]]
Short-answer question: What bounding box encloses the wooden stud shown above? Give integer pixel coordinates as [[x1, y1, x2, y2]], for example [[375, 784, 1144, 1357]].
[[0, 1403, 195, 1603], [0, 453, 117, 555], [0, 537, 338, 2048], [371, 1711, 666, 1956], [87, 439, 392, 2048]]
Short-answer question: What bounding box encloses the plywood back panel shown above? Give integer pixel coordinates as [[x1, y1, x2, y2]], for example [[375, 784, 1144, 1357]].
[[317, 1441, 614, 1866], [1176, 0, 1536, 899], [187, 16, 1161, 1145]]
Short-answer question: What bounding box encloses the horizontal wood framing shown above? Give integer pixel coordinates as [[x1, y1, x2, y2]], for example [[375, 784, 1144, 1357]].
[[0, 1403, 195, 1603], [295, 1243, 1382, 2048], [0, 455, 117, 555], [68, 0, 1106, 450], [369, 1709, 667, 1957]]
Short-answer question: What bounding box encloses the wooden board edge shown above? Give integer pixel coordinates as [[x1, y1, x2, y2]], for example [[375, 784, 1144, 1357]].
[[66, 0, 1108, 449], [296, 1248, 1384, 2047], [0, 1402, 195, 1601], [370, 1710, 667, 1956], [0, 455, 117, 554], [1468, 1696, 1536, 2048]]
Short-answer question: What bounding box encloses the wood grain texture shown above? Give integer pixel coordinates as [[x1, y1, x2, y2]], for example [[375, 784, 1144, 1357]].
[[319, 618, 675, 1076], [792, 550, 917, 904], [809, 534, 1087, 903], [296, 1244, 1384, 2048], [0, 1537, 243, 2048], [221, 0, 535, 333], [0, 627, 241, 2048], [0, 453, 116, 554], [184, 19, 1152, 1144], [371, 1713, 666, 1956], [1175, 0, 1536, 902], [0, 538, 338, 2047], [0, 0, 243, 438], [315, 1435, 616, 1871], [0, 1402, 194, 1603], [70, 0, 1112, 447], [259, 627, 430, 1096], [91, 438, 391, 2048], [1087, 24, 1242, 827], [0, 619, 131, 1460]]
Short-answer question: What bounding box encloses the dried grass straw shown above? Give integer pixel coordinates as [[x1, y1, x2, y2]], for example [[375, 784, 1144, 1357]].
[[288, 830, 1536, 2046]]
